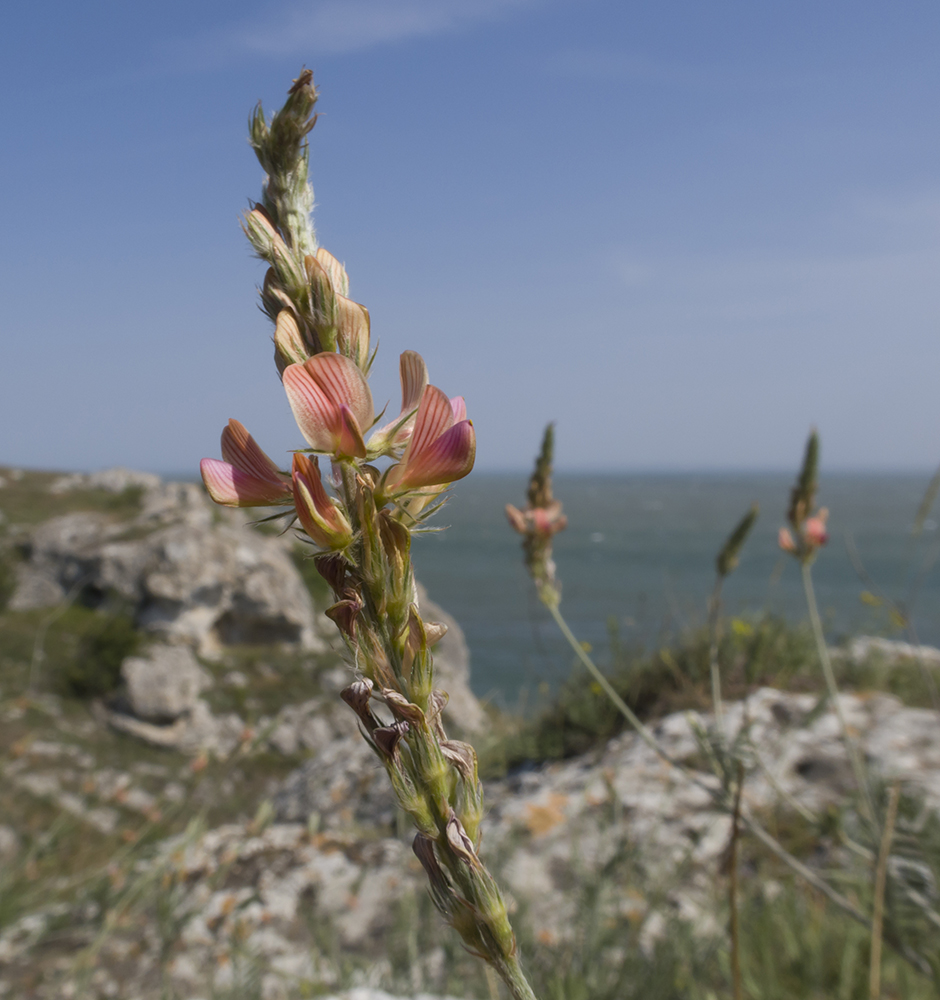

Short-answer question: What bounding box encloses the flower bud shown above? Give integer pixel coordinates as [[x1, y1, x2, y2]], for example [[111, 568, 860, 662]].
[[291, 453, 353, 550], [274, 309, 309, 373]]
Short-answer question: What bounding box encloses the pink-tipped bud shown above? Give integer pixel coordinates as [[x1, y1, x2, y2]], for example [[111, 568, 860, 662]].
[[778, 527, 797, 553], [291, 453, 353, 550]]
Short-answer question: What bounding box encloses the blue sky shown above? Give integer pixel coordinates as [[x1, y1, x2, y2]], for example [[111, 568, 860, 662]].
[[2, 0, 940, 474]]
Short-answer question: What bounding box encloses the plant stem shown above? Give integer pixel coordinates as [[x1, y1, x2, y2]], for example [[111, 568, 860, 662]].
[[544, 597, 934, 979], [729, 759, 744, 1000], [493, 955, 539, 1000], [547, 602, 681, 769], [707, 577, 725, 736], [800, 561, 876, 825], [870, 782, 901, 1000]]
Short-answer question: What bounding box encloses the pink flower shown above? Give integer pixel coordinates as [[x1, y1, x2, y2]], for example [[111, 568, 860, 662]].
[[368, 351, 429, 453], [777, 527, 797, 553], [506, 500, 567, 539], [805, 508, 829, 547], [200, 420, 290, 507], [282, 352, 374, 460], [385, 385, 475, 492], [291, 453, 353, 550]]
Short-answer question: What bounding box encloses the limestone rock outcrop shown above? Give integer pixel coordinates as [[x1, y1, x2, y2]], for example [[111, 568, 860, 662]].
[[10, 476, 329, 658]]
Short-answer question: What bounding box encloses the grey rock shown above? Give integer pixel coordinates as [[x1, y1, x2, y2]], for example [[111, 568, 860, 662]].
[[416, 583, 485, 734], [48, 468, 162, 495], [105, 699, 246, 756], [272, 727, 395, 830], [121, 644, 211, 722], [10, 473, 330, 657], [843, 635, 940, 667]]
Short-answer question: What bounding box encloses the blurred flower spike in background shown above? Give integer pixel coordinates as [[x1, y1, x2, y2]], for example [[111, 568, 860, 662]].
[[506, 422, 568, 607], [779, 429, 829, 563]]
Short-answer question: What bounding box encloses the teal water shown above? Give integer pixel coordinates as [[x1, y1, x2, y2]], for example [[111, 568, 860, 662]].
[[409, 473, 940, 706]]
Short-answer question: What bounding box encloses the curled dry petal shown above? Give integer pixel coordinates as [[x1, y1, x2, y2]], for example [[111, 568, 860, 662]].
[[200, 420, 290, 507], [387, 385, 476, 491], [283, 352, 374, 459], [341, 679, 379, 732], [382, 689, 426, 725], [373, 721, 409, 758], [445, 816, 479, 867], [423, 621, 448, 647], [325, 597, 362, 638], [292, 453, 353, 549]]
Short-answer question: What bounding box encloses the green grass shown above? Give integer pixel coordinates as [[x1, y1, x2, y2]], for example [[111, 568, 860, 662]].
[[0, 466, 144, 527], [483, 614, 940, 777]]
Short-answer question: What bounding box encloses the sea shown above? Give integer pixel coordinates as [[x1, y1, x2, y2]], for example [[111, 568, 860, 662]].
[[408, 473, 940, 708]]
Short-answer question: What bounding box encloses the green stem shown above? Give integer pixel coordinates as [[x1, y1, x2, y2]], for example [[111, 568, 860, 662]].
[[800, 561, 876, 825], [547, 602, 683, 770], [494, 955, 540, 1000], [707, 577, 725, 737], [543, 597, 939, 978]]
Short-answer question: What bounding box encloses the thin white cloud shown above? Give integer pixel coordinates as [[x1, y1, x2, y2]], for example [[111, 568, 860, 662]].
[[192, 0, 542, 60]]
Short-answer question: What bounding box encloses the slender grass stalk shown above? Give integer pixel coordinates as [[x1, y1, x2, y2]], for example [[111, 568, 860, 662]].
[[709, 502, 759, 737], [546, 602, 680, 769], [869, 782, 901, 1000], [707, 578, 725, 736], [801, 561, 876, 825], [508, 428, 940, 978], [544, 598, 912, 961], [729, 760, 744, 1000]]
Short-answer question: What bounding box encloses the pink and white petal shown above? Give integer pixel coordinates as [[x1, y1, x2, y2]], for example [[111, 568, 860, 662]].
[[305, 353, 375, 431], [404, 385, 455, 468], [449, 396, 467, 422], [398, 420, 475, 489], [335, 404, 368, 459], [200, 459, 288, 507], [400, 351, 429, 414], [283, 363, 341, 451], [221, 420, 284, 486]]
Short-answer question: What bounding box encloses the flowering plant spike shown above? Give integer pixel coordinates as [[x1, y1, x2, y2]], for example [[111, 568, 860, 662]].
[[200, 70, 538, 1000], [779, 429, 829, 563], [506, 423, 568, 607]]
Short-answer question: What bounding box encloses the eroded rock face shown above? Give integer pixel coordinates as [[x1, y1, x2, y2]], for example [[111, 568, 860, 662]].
[[10, 478, 329, 658], [121, 644, 211, 723]]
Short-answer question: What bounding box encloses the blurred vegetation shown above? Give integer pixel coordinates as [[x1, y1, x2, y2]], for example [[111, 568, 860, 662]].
[[0, 467, 143, 526], [2, 465, 939, 998], [484, 614, 940, 777]]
